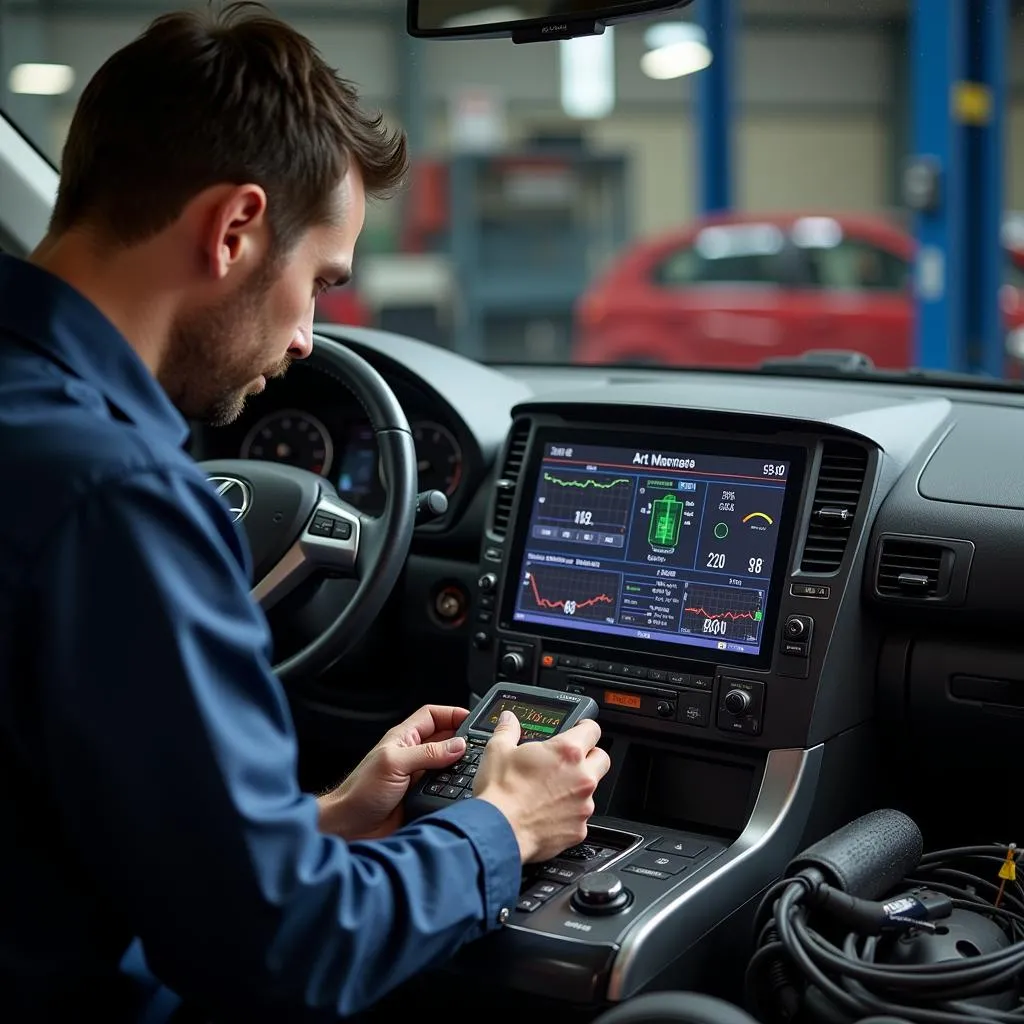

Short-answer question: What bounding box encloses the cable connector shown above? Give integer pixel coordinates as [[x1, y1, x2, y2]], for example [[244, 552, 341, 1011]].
[[879, 889, 953, 931], [803, 883, 951, 936]]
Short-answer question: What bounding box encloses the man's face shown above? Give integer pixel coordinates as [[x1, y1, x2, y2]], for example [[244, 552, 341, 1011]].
[[162, 166, 366, 425]]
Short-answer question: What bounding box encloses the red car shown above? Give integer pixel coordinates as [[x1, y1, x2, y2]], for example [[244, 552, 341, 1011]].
[[572, 212, 1024, 372]]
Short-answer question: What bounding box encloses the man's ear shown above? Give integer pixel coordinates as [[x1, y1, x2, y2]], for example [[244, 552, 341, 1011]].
[[204, 183, 269, 281]]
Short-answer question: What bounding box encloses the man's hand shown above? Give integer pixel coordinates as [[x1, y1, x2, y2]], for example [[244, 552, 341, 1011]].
[[474, 712, 611, 863], [317, 704, 470, 840]]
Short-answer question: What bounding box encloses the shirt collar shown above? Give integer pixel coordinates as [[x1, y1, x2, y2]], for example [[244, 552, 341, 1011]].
[[0, 253, 189, 447]]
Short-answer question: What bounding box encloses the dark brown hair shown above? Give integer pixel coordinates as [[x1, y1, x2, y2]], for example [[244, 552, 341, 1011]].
[[50, 1, 407, 254]]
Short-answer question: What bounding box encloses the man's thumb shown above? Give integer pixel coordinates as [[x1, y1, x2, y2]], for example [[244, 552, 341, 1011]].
[[489, 710, 521, 746], [391, 736, 466, 775]]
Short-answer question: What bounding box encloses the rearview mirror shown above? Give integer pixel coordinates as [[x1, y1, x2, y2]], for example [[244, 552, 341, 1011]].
[[407, 1, 696, 42]]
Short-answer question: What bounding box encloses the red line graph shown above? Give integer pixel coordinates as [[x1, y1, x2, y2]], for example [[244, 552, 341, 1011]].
[[527, 573, 614, 611], [684, 607, 756, 621]]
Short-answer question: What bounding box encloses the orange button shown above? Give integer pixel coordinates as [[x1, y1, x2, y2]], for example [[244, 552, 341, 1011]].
[[541, 654, 555, 668]]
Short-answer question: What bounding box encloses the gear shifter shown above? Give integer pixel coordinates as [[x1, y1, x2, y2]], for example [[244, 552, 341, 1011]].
[[415, 489, 448, 524]]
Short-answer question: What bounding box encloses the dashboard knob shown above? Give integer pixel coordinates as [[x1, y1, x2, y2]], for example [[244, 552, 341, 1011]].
[[500, 651, 525, 675], [472, 631, 492, 650], [724, 689, 751, 715], [571, 871, 631, 915], [478, 573, 498, 592], [656, 700, 674, 718], [784, 616, 807, 639]]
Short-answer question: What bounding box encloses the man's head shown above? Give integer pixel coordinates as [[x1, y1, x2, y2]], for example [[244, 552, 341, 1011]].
[[47, 1, 407, 424]]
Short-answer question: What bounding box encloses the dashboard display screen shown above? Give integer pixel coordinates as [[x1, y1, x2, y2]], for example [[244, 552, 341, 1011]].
[[509, 440, 793, 658], [477, 695, 570, 740]]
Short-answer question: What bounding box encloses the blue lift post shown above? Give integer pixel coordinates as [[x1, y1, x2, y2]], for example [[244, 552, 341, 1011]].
[[695, 0, 735, 215], [910, 0, 1007, 375]]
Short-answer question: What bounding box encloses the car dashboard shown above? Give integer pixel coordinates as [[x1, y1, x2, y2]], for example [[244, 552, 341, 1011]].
[[190, 323, 1024, 1009]]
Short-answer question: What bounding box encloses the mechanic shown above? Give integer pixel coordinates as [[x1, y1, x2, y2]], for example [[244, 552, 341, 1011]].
[[0, 3, 611, 1021]]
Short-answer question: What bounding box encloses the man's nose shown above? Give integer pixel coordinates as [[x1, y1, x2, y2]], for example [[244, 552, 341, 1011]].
[[288, 301, 316, 360]]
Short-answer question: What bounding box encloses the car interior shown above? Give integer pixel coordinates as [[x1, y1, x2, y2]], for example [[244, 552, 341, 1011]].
[[3, 0, 1024, 1022]]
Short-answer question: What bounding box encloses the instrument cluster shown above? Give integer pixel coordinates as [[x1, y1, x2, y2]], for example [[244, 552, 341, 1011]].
[[195, 363, 468, 517]]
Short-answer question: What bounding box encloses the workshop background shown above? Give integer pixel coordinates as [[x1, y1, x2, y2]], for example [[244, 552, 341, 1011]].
[[2, 0, 1021, 373]]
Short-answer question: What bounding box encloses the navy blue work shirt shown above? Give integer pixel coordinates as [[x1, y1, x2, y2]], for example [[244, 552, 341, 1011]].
[[0, 254, 521, 1021]]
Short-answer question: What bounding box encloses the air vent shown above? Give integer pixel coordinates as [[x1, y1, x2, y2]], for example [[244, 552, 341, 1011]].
[[490, 419, 530, 537], [876, 538, 946, 598], [799, 442, 869, 573]]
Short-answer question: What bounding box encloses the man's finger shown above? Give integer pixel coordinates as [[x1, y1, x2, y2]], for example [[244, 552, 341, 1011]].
[[585, 744, 612, 780], [486, 710, 521, 749], [391, 704, 470, 743], [385, 736, 467, 777], [560, 718, 601, 751]]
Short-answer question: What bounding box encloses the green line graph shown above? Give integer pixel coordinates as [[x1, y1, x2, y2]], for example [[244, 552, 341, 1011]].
[[543, 472, 630, 489]]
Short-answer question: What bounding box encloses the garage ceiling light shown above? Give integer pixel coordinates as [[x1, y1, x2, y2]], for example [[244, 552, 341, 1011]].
[[561, 28, 615, 120], [641, 22, 711, 80]]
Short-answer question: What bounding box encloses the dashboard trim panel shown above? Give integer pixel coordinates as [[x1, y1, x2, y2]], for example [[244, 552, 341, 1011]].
[[607, 743, 822, 1000]]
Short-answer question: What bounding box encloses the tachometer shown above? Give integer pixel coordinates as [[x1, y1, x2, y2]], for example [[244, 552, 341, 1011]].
[[412, 421, 462, 496], [240, 409, 334, 476]]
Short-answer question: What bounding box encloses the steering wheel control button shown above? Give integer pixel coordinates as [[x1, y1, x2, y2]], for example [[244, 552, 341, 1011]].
[[306, 510, 354, 542], [308, 514, 335, 538], [571, 871, 632, 915]]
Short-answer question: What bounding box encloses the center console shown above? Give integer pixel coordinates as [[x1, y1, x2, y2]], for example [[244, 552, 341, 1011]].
[[451, 409, 874, 1005]]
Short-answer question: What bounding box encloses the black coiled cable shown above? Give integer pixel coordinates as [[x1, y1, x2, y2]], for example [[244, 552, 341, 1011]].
[[745, 843, 1024, 1024]]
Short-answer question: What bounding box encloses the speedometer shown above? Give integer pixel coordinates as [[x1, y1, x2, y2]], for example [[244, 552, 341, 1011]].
[[412, 421, 462, 496], [240, 409, 334, 476]]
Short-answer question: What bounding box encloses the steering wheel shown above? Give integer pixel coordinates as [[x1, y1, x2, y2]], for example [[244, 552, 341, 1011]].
[[198, 336, 417, 684]]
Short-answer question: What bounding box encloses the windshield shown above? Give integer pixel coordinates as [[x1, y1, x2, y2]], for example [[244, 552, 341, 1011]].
[[1, 0, 1023, 378]]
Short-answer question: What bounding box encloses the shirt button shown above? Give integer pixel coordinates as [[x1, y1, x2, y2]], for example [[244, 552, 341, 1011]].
[[497, 906, 510, 924]]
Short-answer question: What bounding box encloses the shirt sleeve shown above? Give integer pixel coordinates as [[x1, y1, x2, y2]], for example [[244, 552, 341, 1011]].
[[27, 465, 522, 1020]]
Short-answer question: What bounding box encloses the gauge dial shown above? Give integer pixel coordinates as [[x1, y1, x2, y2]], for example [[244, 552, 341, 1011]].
[[240, 409, 334, 476], [412, 421, 463, 496]]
